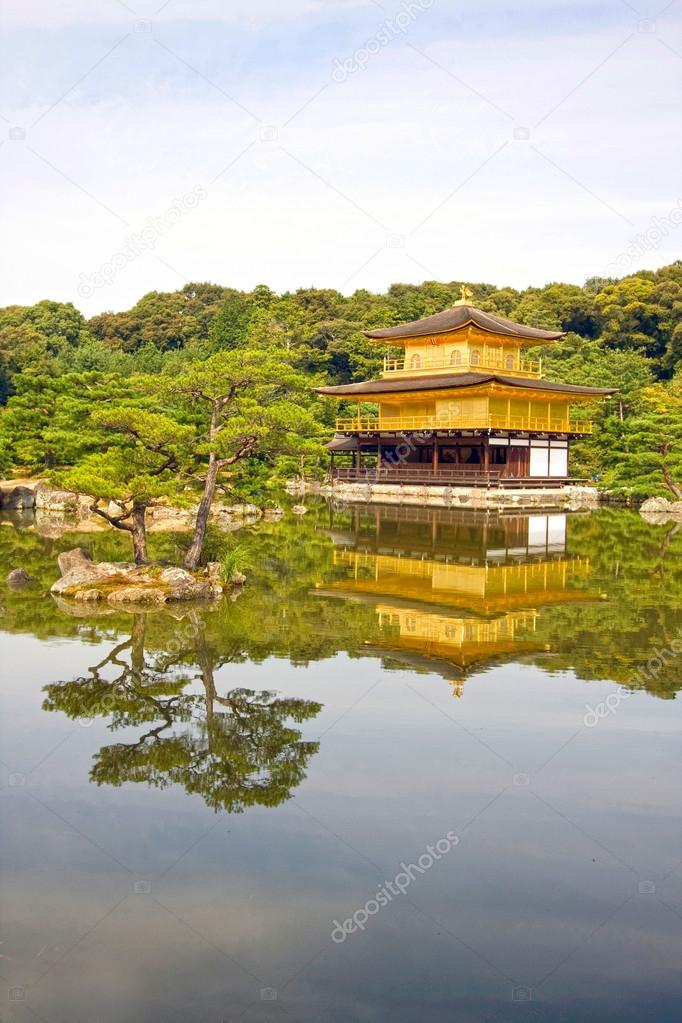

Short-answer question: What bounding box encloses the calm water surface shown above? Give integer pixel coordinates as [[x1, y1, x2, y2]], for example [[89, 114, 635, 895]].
[[1, 503, 680, 1022]]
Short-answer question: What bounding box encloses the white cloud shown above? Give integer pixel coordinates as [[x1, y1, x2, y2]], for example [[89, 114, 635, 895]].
[[0, 0, 367, 29], [1, 10, 680, 312]]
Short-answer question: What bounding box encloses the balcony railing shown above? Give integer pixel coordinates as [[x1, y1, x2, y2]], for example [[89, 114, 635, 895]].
[[383, 354, 543, 379], [335, 413, 593, 435], [330, 467, 586, 488]]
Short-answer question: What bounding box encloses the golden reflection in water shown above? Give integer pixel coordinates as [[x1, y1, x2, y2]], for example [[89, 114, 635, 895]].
[[318, 508, 604, 691]]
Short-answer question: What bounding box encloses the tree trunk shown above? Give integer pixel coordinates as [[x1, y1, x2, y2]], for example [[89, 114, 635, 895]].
[[184, 453, 219, 571], [661, 460, 682, 500], [130, 614, 147, 680], [90, 499, 149, 565], [130, 501, 150, 565], [193, 615, 216, 729]]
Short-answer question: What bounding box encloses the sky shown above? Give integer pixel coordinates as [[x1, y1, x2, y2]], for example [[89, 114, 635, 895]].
[[0, 0, 681, 315]]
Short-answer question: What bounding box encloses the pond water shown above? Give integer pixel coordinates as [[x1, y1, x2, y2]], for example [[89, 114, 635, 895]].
[[0, 503, 680, 1022]]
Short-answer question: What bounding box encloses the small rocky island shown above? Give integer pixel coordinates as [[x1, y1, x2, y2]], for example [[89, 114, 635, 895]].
[[51, 548, 239, 605]]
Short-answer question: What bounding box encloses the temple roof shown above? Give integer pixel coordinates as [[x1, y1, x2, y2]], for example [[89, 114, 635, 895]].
[[325, 435, 360, 452], [364, 305, 564, 342], [315, 372, 616, 398]]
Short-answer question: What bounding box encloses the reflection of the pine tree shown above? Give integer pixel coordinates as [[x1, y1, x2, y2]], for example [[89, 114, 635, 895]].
[[42, 613, 322, 813]]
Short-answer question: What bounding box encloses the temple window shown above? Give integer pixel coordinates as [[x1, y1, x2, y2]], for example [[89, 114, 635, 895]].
[[410, 354, 421, 369], [505, 354, 515, 370], [470, 349, 481, 366], [450, 350, 462, 366]]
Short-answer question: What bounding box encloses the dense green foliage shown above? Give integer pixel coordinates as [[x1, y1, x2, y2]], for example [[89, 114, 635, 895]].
[[0, 263, 680, 497]]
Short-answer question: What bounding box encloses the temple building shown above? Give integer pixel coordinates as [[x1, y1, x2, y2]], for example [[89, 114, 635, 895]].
[[316, 294, 615, 486]]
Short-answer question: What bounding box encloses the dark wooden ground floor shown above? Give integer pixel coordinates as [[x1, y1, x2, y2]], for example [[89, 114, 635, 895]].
[[329, 433, 573, 483]]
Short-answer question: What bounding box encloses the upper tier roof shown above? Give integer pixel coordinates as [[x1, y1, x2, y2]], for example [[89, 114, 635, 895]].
[[315, 373, 615, 398], [364, 305, 565, 342]]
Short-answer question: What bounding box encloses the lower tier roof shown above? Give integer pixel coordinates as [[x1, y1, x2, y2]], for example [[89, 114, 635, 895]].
[[315, 372, 615, 398]]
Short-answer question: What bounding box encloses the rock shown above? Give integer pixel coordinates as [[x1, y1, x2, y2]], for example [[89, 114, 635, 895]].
[[35, 485, 83, 514], [57, 547, 92, 576], [74, 589, 103, 602], [157, 567, 214, 601], [205, 562, 224, 588], [640, 496, 671, 514], [2, 486, 35, 510], [147, 505, 195, 531], [640, 498, 682, 524], [51, 571, 93, 596], [33, 511, 107, 538], [51, 561, 135, 596], [291, 504, 308, 515], [638, 495, 682, 524], [52, 564, 104, 594], [262, 506, 284, 520], [230, 570, 247, 586], [106, 500, 127, 518], [211, 503, 261, 524], [7, 568, 33, 588], [107, 587, 168, 606]]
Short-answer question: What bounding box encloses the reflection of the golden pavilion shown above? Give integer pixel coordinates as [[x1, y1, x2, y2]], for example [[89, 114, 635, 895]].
[[319, 506, 602, 693], [332, 548, 593, 613], [373, 606, 540, 696]]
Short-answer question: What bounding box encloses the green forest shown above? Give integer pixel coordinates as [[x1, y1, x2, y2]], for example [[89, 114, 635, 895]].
[[1, 261, 681, 525]]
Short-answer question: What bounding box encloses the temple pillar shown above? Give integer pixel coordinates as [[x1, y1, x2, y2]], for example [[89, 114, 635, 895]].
[[432, 440, 439, 476]]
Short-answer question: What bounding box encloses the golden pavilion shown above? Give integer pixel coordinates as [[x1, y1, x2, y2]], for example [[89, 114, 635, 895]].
[[316, 293, 615, 485]]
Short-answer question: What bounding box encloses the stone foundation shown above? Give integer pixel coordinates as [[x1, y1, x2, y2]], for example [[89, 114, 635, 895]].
[[291, 479, 607, 511]]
